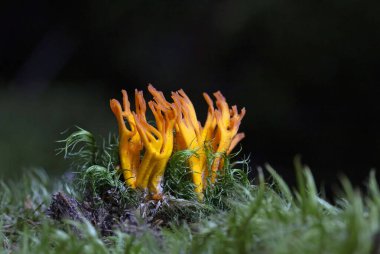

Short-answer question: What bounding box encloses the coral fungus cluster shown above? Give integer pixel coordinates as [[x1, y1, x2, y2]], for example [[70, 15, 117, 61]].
[[110, 85, 245, 199]]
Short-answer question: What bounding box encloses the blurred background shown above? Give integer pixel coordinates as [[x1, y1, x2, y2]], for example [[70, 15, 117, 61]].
[[0, 1, 379, 191]]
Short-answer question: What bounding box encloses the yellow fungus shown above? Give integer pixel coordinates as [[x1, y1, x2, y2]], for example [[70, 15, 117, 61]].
[[171, 90, 216, 197], [110, 90, 143, 188], [211, 91, 246, 182], [133, 87, 177, 198], [110, 85, 245, 200]]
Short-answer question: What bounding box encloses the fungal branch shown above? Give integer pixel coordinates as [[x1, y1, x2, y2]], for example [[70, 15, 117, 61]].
[[211, 92, 246, 182], [171, 90, 217, 196], [110, 90, 142, 188], [110, 85, 246, 200], [134, 87, 177, 199]]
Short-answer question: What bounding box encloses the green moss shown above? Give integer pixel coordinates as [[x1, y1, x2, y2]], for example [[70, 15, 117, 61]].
[[1, 128, 379, 253]]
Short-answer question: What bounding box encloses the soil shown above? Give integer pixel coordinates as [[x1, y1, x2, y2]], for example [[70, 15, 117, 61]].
[[46, 185, 202, 239], [47, 189, 156, 237]]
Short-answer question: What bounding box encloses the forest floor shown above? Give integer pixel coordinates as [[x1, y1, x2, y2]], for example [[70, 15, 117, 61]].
[[1, 129, 379, 254], [1, 163, 380, 254]]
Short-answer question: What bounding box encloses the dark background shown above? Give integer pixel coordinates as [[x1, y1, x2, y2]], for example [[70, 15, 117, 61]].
[[0, 1, 379, 191]]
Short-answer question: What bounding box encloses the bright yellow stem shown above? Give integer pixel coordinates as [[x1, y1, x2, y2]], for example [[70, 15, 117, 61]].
[[136, 152, 155, 188], [133, 87, 176, 198], [148, 133, 174, 195], [119, 134, 141, 188], [189, 156, 204, 195], [110, 92, 143, 188]]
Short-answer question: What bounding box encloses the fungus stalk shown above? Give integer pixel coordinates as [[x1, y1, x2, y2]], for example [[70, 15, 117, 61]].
[[134, 87, 176, 198], [172, 90, 216, 196], [211, 91, 246, 182], [110, 90, 142, 188]]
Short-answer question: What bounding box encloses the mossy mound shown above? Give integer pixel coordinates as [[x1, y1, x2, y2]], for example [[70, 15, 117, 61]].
[[49, 127, 250, 235]]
